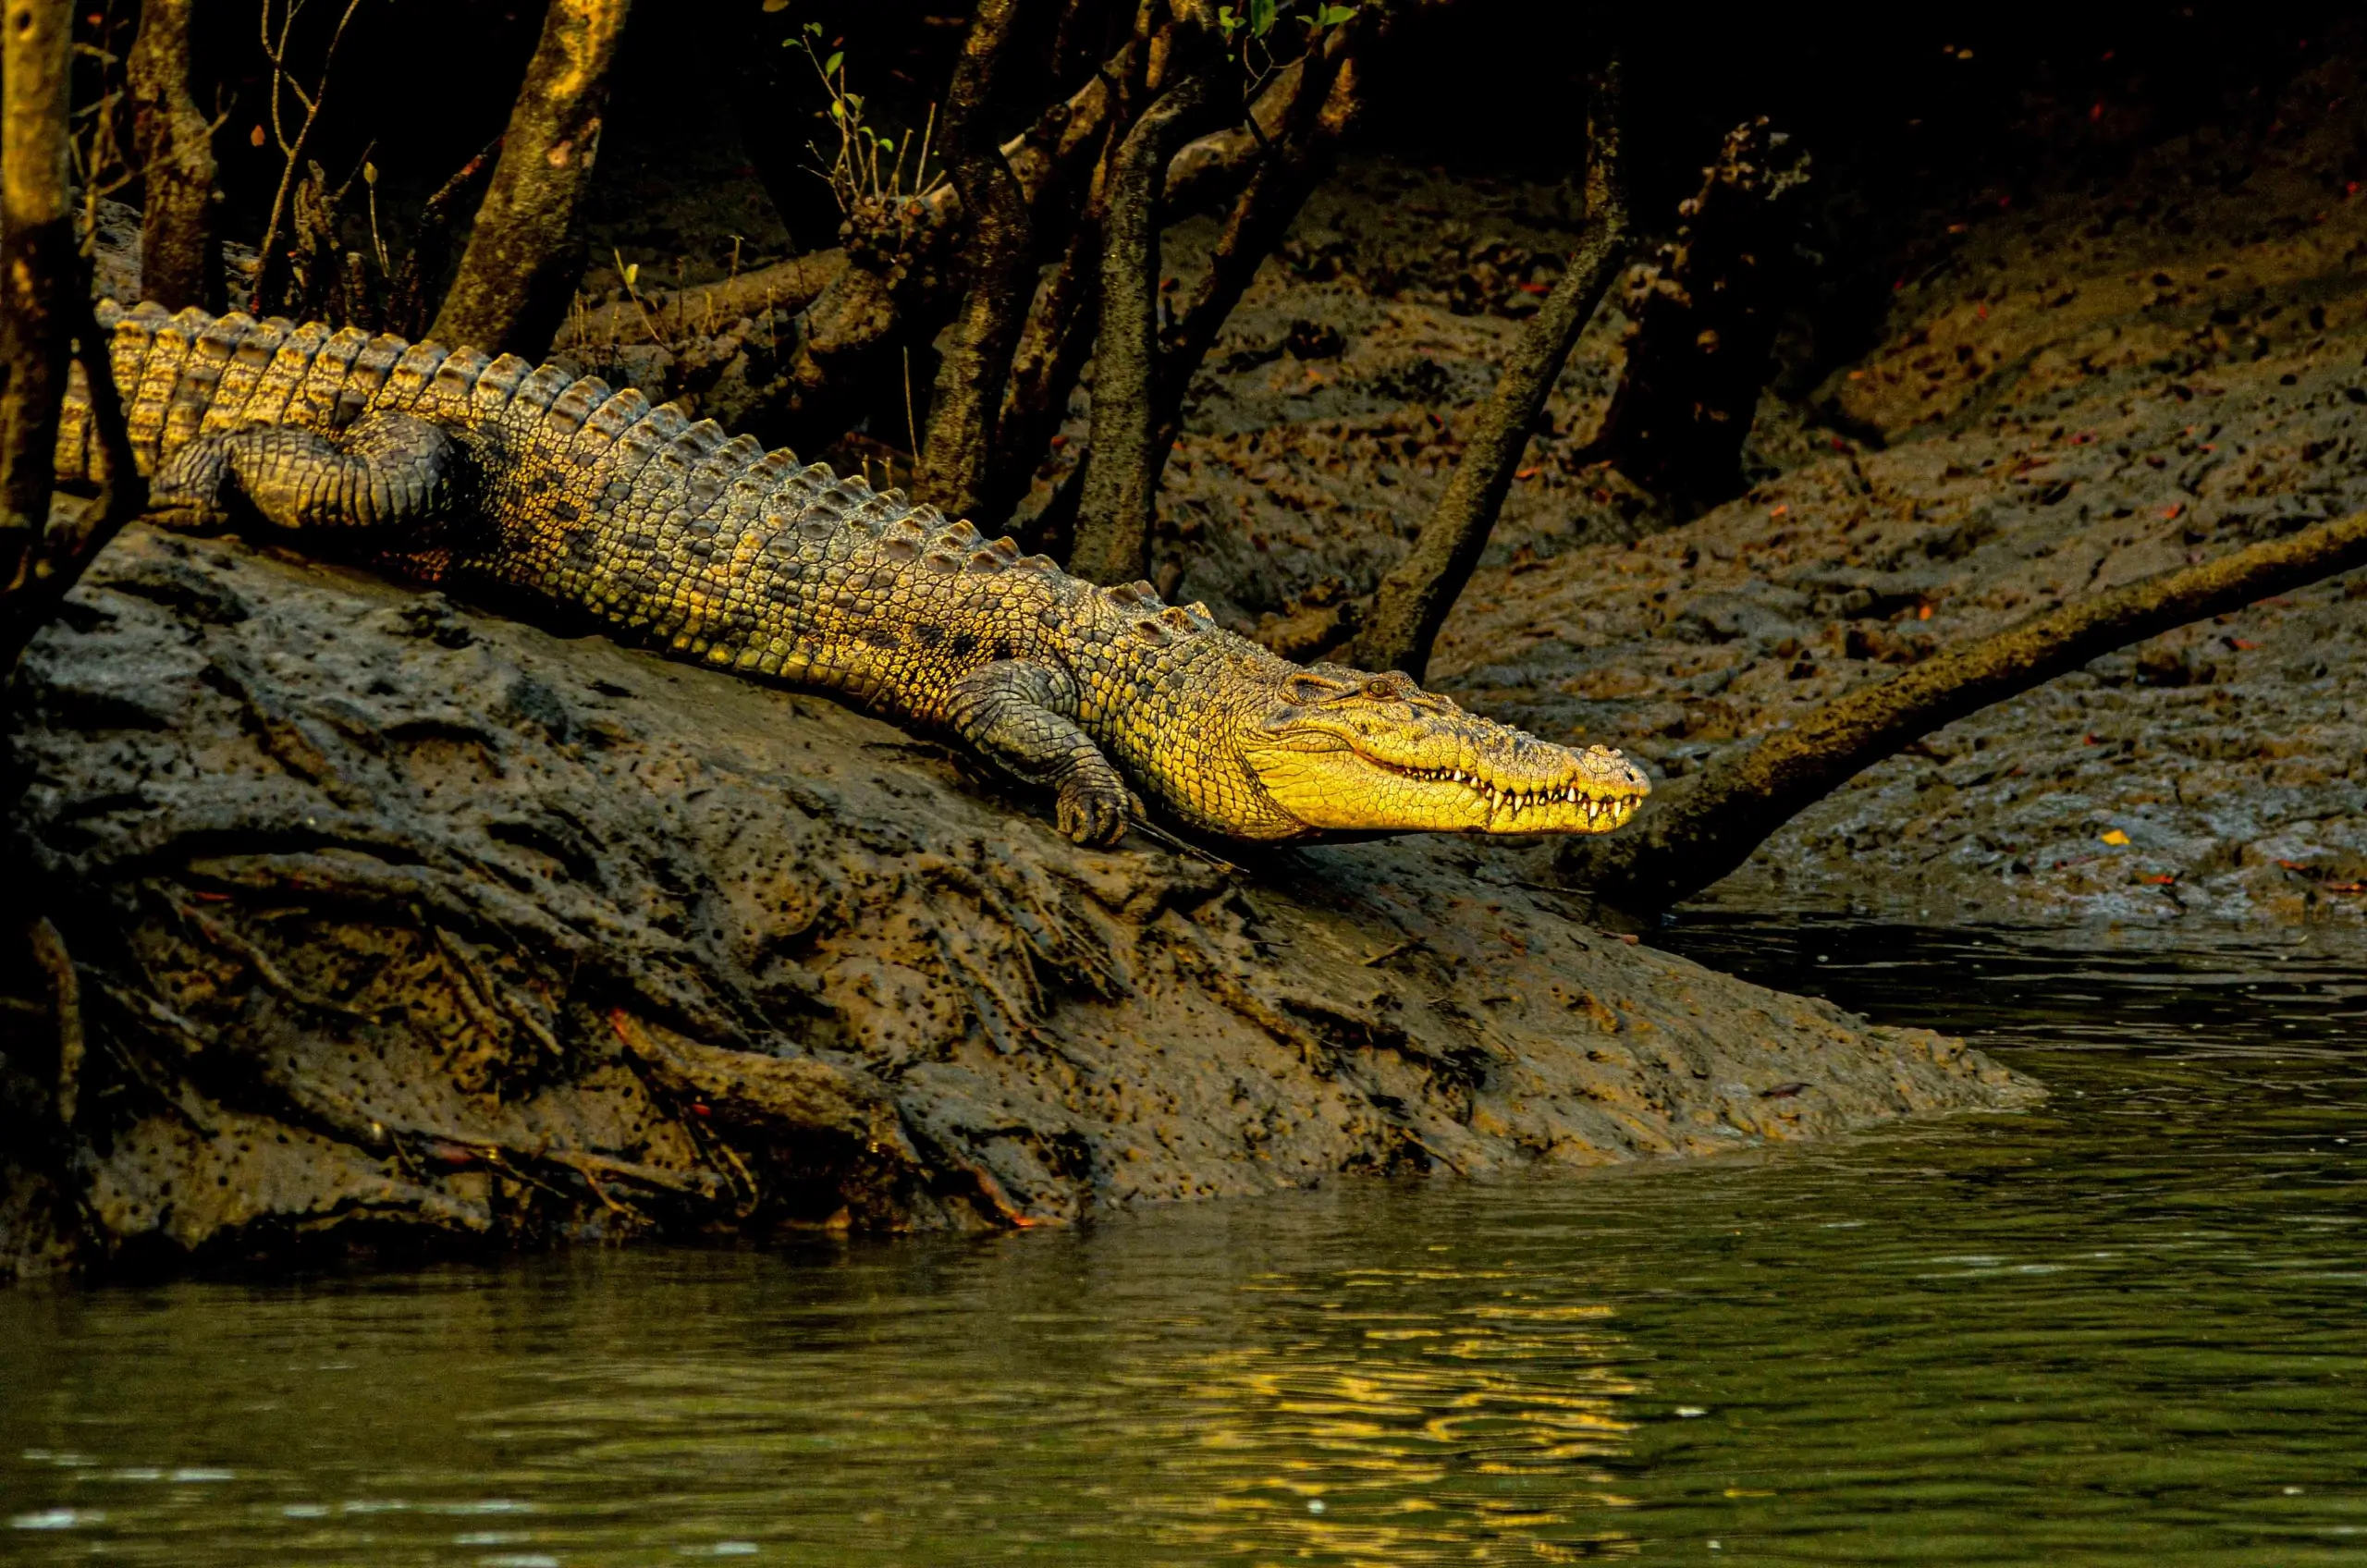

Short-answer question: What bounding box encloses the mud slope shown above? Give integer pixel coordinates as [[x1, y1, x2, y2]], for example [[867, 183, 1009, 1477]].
[[2, 529, 2029, 1279]]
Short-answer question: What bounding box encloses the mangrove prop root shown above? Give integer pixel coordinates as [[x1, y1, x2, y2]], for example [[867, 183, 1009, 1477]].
[[1558, 508, 2367, 913], [1346, 60, 1632, 681]]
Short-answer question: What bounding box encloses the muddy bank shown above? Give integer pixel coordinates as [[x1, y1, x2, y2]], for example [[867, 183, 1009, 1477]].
[[0, 529, 2029, 1280], [1000, 55, 2367, 928]]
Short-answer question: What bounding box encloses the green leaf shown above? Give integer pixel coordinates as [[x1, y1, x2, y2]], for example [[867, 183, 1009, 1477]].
[[760, 0, 788, 12], [804, 19, 822, 34], [622, 263, 639, 288], [1248, 0, 1276, 37], [822, 49, 841, 75], [1317, 3, 1356, 24]]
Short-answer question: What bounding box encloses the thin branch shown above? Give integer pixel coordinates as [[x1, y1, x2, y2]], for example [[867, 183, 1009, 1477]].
[[383, 137, 499, 339], [250, 0, 366, 316], [27, 917, 84, 1126], [1343, 59, 1632, 680], [1557, 509, 2367, 914]]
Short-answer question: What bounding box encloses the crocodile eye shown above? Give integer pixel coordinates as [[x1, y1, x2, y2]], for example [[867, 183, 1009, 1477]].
[[1364, 675, 1410, 701]]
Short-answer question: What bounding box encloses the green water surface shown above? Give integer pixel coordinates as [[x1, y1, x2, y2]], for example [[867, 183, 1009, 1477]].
[[3, 920, 2362, 1565]]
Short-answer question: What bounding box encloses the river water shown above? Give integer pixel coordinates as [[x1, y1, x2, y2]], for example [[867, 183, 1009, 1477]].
[[4, 919, 2362, 1565]]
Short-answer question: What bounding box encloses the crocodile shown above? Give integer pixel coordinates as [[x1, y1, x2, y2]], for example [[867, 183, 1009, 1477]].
[[54, 300, 1650, 845]]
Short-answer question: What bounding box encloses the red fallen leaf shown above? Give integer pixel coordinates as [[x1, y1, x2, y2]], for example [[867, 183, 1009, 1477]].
[[194, 890, 231, 901], [1617, 933, 1641, 945], [2090, 102, 2104, 122], [1830, 436, 1848, 451], [1048, 434, 1067, 448], [1768, 503, 1790, 518], [2137, 873, 2177, 886], [2276, 859, 2312, 871], [2327, 882, 2367, 894], [2163, 503, 2185, 521], [2225, 636, 2259, 651], [2085, 733, 2101, 745], [1515, 467, 1539, 480], [691, 1102, 712, 1119], [1517, 281, 1551, 295], [1918, 603, 1933, 620]]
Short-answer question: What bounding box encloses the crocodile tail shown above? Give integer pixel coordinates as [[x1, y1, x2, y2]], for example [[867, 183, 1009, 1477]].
[[55, 299, 242, 482], [55, 300, 461, 486]]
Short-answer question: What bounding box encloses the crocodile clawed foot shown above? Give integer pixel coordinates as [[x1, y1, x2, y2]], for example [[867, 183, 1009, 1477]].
[[1055, 767, 1139, 848], [145, 436, 237, 532]]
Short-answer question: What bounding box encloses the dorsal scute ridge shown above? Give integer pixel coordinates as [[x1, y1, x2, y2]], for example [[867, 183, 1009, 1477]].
[[1098, 579, 1164, 609]]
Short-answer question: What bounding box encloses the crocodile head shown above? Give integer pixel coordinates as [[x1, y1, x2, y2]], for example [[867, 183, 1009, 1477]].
[[1221, 664, 1650, 838]]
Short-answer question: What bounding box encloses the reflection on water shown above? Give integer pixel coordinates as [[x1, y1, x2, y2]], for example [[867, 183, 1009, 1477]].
[[4, 921, 2364, 1565]]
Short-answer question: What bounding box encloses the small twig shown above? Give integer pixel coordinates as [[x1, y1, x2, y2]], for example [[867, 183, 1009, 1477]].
[[27, 918, 85, 1127], [612, 246, 667, 348], [250, 0, 368, 314], [1124, 810, 1241, 876], [175, 900, 384, 1021], [902, 346, 921, 459]]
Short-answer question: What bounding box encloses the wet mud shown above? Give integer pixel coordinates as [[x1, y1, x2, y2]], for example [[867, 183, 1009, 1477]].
[[1, 530, 2029, 1278]]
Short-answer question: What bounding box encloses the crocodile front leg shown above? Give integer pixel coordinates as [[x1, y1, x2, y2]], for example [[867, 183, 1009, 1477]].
[[946, 659, 1141, 847], [149, 410, 468, 537]]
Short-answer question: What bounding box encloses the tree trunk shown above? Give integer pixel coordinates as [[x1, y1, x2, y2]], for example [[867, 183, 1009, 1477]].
[[0, 0, 75, 594], [1144, 13, 1375, 504], [1556, 509, 2367, 914], [430, 0, 633, 360], [1066, 63, 1218, 586], [1599, 117, 1809, 515], [125, 0, 222, 312], [916, 0, 1038, 524], [1343, 63, 1631, 680]]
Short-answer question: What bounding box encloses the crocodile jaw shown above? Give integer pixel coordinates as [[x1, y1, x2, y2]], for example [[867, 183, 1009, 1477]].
[[1245, 737, 1649, 834], [1230, 667, 1650, 837]]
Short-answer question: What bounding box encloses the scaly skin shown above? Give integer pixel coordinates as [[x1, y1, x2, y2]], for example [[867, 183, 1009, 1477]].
[[55, 301, 1650, 844]]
